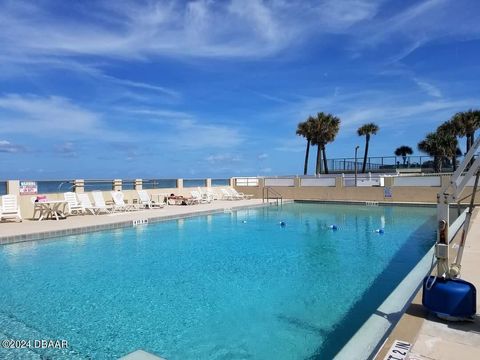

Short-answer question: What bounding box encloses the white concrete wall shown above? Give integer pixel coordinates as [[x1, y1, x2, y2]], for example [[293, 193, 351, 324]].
[[264, 178, 295, 187], [393, 176, 441, 187], [300, 178, 336, 187]]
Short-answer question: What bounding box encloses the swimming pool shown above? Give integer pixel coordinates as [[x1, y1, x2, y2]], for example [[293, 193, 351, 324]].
[[0, 203, 436, 359]]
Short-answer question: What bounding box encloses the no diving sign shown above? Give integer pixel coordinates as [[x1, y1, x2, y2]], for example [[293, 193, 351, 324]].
[[383, 340, 411, 360]]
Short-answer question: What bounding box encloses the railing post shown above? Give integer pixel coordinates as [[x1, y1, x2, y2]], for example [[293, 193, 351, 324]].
[[336, 175, 343, 188], [6, 180, 20, 195], [177, 178, 183, 189], [134, 179, 142, 190], [206, 178, 212, 188], [74, 179, 84, 193], [113, 179, 122, 191]]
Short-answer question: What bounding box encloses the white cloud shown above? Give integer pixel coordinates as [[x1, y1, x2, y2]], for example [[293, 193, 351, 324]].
[[353, 0, 480, 60], [54, 142, 77, 157], [206, 153, 242, 163], [0, 140, 24, 153], [167, 119, 244, 150], [0, 94, 100, 135], [413, 78, 442, 98], [257, 153, 268, 159], [0, 0, 380, 61]]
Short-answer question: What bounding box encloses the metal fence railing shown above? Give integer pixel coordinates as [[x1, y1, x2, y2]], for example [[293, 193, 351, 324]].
[[183, 179, 207, 188], [83, 180, 114, 192], [211, 179, 230, 186], [328, 155, 465, 173], [142, 179, 177, 189]]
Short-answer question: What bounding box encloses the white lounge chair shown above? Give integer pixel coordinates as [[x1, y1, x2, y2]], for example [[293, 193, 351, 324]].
[[221, 188, 235, 200], [228, 188, 253, 200], [64, 192, 85, 215], [30, 196, 43, 219], [78, 193, 110, 215], [110, 191, 138, 212], [198, 187, 215, 202], [191, 190, 210, 204], [0, 195, 22, 222], [137, 190, 165, 209], [91, 191, 114, 213], [206, 188, 220, 201]]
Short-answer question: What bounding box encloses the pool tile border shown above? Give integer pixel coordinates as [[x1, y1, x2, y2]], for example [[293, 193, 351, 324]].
[[294, 199, 438, 207]]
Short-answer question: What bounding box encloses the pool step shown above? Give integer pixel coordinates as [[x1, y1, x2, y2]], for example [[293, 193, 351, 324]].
[[119, 349, 166, 360]]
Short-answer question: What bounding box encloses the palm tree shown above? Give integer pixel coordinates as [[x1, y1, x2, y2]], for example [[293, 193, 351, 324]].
[[437, 120, 460, 171], [310, 112, 340, 174], [451, 109, 480, 153], [357, 123, 379, 173], [296, 116, 315, 175], [418, 130, 458, 173], [394, 146, 413, 166]]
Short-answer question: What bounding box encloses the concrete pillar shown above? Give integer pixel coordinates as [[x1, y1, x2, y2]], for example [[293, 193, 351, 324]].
[[229, 178, 235, 187], [294, 177, 301, 188], [74, 179, 84, 193], [134, 179, 142, 190], [113, 179, 122, 191], [177, 179, 183, 189], [7, 180, 20, 195], [383, 176, 394, 187], [258, 178, 264, 188], [441, 175, 451, 188], [335, 176, 343, 188], [206, 178, 212, 188]]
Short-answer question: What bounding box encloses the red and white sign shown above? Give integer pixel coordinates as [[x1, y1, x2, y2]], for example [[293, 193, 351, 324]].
[[19, 181, 38, 195]]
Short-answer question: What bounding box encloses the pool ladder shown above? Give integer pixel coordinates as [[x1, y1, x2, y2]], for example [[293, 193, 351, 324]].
[[262, 187, 283, 206]]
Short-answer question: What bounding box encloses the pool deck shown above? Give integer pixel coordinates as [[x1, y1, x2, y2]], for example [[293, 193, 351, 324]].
[[0, 199, 270, 244], [375, 209, 480, 360]]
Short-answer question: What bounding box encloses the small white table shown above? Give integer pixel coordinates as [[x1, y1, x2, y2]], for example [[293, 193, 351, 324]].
[[34, 201, 68, 221]]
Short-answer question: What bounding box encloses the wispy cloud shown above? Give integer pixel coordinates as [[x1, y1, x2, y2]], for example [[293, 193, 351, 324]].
[[206, 153, 242, 163], [353, 0, 480, 60], [413, 78, 442, 98], [0, 94, 130, 142], [0, 0, 380, 61], [0, 94, 99, 135], [166, 119, 244, 150], [54, 142, 77, 158], [0, 140, 25, 153]]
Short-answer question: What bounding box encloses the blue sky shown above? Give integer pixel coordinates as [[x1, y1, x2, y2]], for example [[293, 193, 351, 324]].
[[0, 0, 479, 180]]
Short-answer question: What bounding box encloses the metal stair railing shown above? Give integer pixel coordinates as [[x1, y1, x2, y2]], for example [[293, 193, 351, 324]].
[[262, 186, 283, 206]]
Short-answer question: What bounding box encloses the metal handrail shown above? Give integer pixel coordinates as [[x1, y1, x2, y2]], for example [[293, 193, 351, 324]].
[[262, 186, 283, 206]]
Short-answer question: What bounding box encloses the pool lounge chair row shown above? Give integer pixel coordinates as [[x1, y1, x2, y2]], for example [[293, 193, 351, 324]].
[[1, 187, 253, 222], [68, 190, 166, 215]]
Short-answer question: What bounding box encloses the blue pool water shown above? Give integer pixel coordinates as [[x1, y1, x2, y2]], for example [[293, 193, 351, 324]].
[[0, 203, 436, 359]]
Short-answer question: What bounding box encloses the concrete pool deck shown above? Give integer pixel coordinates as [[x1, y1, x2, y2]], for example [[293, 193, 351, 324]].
[[375, 209, 480, 360], [0, 199, 271, 244]]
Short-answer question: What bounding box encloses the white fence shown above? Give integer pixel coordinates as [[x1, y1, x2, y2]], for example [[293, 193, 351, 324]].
[[234, 174, 456, 188], [300, 178, 336, 187], [393, 176, 441, 187], [235, 178, 259, 187], [344, 178, 384, 187]]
